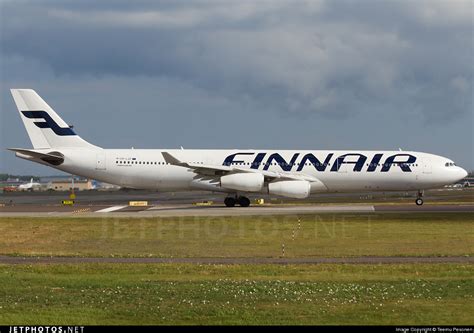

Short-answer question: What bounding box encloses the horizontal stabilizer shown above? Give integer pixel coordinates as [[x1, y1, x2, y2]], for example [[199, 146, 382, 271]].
[[8, 148, 64, 166]]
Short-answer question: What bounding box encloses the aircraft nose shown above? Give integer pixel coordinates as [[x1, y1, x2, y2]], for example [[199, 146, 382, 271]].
[[460, 167, 468, 179]]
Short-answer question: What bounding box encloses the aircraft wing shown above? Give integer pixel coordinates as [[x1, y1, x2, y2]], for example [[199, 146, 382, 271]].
[[162, 152, 319, 182]]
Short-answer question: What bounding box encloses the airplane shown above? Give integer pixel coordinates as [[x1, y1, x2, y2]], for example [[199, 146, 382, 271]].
[[17, 177, 41, 191], [7, 89, 468, 207]]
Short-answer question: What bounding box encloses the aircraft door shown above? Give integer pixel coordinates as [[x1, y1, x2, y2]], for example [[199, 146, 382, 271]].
[[336, 157, 348, 173], [96, 152, 107, 170], [422, 158, 432, 174]]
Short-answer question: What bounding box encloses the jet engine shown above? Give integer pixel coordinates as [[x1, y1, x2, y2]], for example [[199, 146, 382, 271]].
[[220, 173, 264, 192], [268, 180, 311, 199]]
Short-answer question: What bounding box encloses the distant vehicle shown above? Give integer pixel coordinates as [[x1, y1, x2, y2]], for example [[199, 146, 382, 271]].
[[3, 186, 18, 192], [8, 89, 468, 206], [17, 178, 41, 191]]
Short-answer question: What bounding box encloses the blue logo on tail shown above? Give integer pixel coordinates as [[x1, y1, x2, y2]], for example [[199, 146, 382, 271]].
[[21, 111, 76, 136]]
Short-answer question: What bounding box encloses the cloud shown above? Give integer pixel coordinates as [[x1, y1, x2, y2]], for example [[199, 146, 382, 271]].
[[46, 1, 290, 29], [2, 0, 471, 122], [1, 1, 473, 175]]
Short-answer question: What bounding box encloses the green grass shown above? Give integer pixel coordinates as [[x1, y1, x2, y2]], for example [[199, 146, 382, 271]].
[[0, 213, 473, 258], [0, 212, 472, 325], [0, 263, 472, 325]]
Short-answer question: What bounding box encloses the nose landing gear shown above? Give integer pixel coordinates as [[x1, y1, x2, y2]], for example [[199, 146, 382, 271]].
[[415, 190, 424, 206]]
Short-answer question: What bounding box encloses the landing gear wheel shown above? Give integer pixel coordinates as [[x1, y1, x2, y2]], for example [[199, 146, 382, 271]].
[[224, 197, 236, 207], [415, 190, 424, 206], [238, 196, 251, 207]]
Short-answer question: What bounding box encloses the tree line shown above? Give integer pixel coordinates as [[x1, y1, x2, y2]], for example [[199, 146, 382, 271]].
[[0, 174, 41, 182]]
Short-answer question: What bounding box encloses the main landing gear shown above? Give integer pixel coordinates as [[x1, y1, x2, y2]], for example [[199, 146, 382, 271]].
[[415, 190, 424, 206], [224, 196, 251, 207]]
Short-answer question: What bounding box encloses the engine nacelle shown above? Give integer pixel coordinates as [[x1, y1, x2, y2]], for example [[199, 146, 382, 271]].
[[220, 173, 264, 192], [268, 180, 311, 199]]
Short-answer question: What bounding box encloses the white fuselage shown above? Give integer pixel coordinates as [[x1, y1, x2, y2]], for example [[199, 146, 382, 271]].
[[18, 182, 41, 191], [9, 89, 468, 201], [46, 148, 467, 195]]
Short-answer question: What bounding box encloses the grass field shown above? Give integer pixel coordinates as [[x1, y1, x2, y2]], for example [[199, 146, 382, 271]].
[[0, 213, 472, 258], [1, 212, 472, 325], [0, 263, 472, 325]]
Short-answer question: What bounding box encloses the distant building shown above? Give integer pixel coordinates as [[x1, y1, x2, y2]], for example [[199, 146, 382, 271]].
[[47, 179, 94, 191]]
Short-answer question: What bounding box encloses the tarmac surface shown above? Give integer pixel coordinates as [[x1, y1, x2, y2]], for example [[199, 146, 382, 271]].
[[1, 255, 472, 265], [0, 203, 473, 217], [1, 189, 472, 216]]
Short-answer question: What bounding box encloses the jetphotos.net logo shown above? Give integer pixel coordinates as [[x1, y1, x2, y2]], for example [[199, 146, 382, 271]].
[[8, 327, 84, 333]]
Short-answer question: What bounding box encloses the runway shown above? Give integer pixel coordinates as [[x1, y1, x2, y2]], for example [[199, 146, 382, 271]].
[[0, 203, 473, 217], [0, 255, 472, 265], [1, 189, 472, 216]]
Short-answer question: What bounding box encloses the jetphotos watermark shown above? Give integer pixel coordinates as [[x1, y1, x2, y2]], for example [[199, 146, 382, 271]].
[[97, 214, 374, 241], [8, 327, 84, 333]]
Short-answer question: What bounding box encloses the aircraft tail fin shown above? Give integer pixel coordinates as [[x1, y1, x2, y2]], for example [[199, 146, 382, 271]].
[[10, 89, 98, 149]]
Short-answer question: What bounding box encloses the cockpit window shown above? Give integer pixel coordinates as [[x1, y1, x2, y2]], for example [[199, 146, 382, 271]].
[[445, 162, 457, 167]]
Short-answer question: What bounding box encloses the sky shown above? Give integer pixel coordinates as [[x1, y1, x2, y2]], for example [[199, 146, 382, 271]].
[[0, 0, 473, 176]]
